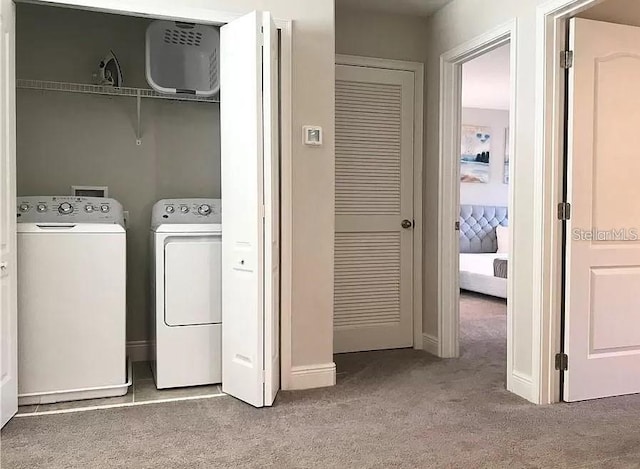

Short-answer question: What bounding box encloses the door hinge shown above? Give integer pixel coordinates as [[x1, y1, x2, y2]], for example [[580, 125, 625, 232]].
[[557, 202, 571, 221], [454, 221, 460, 231], [561, 50, 574, 69], [555, 353, 568, 371]]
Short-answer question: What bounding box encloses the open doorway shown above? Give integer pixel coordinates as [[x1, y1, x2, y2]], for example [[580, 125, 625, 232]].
[[457, 45, 511, 373], [535, 0, 640, 403], [557, 0, 640, 402]]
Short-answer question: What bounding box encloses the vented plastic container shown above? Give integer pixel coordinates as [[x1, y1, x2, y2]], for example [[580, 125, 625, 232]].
[[145, 21, 220, 96]]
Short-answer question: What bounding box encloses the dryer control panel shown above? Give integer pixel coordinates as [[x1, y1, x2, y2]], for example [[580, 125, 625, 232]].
[[16, 196, 125, 225], [151, 198, 221, 225]]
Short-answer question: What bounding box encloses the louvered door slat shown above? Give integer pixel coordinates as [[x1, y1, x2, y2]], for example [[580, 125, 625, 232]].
[[334, 64, 414, 354]]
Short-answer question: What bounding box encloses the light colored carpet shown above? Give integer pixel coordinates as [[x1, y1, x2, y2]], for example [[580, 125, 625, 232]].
[[3, 292, 640, 468]]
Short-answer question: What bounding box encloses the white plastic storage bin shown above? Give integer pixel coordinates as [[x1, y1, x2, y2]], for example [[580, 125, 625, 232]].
[[146, 21, 220, 96]]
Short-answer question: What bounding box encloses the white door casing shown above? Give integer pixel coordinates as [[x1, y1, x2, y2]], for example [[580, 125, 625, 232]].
[[564, 18, 640, 402], [220, 11, 279, 408], [334, 64, 414, 353], [0, 0, 17, 428]]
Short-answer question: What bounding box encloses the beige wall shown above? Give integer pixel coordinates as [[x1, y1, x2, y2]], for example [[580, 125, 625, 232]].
[[336, 6, 429, 63], [18, 0, 336, 377], [16, 4, 219, 342], [335, 6, 434, 338]]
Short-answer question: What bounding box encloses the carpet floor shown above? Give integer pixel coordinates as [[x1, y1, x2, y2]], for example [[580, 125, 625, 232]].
[[3, 292, 640, 468]]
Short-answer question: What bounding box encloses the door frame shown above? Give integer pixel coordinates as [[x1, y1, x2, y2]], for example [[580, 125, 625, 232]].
[[437, 20, 517, 373], [9, 0, 295, 389], [534, 0, 608, 404], [335, 54, 424, 350]]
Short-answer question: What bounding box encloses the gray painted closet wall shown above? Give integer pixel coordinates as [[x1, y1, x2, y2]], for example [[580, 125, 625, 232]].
[[16, 4, 220, 342]]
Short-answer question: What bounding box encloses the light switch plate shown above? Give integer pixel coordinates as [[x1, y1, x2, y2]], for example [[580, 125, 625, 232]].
[[303, 125, 323, 146]]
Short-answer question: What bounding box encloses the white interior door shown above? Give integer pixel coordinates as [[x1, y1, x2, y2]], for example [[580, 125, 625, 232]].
[[564, 18, 640, 401], [261, 12, 280, 406], [334, 64, 414, 353], [0, 0, 17, 428], [220, 11, 279, 408]]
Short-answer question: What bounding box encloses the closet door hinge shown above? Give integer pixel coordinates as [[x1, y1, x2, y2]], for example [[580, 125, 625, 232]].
[[454, 221, 460, 231], [561, 50, 574, 69], [558, 202, 571, 221], [555, 353, 568, 371]]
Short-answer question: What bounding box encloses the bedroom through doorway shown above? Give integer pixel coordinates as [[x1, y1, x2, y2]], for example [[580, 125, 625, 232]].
[[458, 43, 511, 372]]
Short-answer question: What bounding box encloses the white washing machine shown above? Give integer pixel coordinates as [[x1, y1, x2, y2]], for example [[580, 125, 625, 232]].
[[150, 198, 222, 389], [17, 196, 129, 405]]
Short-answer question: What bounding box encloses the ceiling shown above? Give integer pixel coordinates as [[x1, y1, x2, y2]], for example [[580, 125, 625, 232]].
[[336, 0, 453, 17], [462, 44, 511, 111]]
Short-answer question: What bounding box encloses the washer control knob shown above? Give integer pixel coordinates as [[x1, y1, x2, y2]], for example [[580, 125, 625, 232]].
[[100, 204, 110, 213], [198, 204, 212, 216], [85, 204, 94, 213], [180, 206, 189, 214], [58, 202, 73, 214], [19, 203, 30, 213], [37, 204, 47, 213], [165, 206, 175, 214]]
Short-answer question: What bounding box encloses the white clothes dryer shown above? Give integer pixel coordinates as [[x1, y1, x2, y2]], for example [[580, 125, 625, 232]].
[[17, 196, 128, 405], [150, 198, 222, 389]]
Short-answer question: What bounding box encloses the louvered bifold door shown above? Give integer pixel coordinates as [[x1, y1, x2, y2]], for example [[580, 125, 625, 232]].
[[334, 64, 414, 353]]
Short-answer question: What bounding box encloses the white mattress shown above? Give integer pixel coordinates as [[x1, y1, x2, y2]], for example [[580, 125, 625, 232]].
[[459, 253, 506, 276], [459, 253, 508, 299]]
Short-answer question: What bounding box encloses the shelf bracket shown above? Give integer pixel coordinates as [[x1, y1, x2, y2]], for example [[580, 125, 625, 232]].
[[136, 92, 142, 145]]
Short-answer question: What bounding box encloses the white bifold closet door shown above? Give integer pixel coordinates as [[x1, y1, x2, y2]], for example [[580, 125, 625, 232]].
[[220, 11, 279, 408], [0, 0, 17, 428], [564, 18, 640, 401], [334, 64, 414, 354]]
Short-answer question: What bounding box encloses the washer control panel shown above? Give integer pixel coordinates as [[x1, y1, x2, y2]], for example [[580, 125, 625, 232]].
[[151, 198, 221, 225], [16, 196, 124, 225]]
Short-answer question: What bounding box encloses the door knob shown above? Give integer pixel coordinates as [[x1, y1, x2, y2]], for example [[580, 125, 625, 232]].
[[401, 219, 413, 229]]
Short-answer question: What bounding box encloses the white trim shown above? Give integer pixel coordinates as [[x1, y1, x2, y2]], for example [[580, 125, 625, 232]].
[[534, 0, 605, 405], [438, 20, 516, 356], [17, 0, 241, 24], [510, 371, 536, 403], [438, 21, 521, 390], [277, 20, 295, 393], [288, 363, 336, 390], [18, 1, 295, 395], [126, 340, 151, 362], [335, 54, 425, 351], [422, 334, 439, 356]]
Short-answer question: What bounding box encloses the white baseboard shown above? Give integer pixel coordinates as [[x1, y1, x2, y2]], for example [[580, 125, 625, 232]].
[[288, 362, 336, 390], [129, 341, 336, 392], [126, 340, 151, 362], [508, 370, 536, 403], [422, 333, 440, 356]]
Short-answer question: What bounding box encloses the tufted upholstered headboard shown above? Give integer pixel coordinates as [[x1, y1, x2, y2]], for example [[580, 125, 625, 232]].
[[459, 205, 508, 253]]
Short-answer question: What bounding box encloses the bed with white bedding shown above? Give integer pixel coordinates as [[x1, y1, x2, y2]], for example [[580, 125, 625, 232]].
[[459, 253, 507, 298], [459, 205, 508, 299]]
